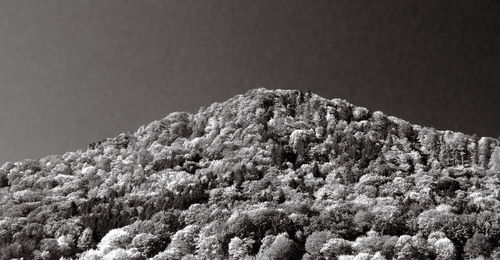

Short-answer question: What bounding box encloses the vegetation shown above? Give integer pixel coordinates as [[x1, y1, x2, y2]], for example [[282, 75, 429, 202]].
[[0, 88, 499, 259]]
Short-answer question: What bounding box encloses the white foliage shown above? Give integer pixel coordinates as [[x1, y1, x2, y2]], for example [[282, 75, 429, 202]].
[[353, 252, 372, 260], [97, 228, 132, 254], [103, 248, 139, 260], [156, 224, 200, 260], [228, 237, 254, 259], [433, 238, 456, 260], [352, 106, 369, 121], [371, 252, 386, 260], [79, 249, 103, 260]]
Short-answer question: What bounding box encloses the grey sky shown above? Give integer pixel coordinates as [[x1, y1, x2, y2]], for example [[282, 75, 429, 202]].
[[0, 1, 499, 162]]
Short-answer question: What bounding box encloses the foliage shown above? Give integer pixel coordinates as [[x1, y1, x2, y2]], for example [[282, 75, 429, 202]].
[[0, 88, 499, 259]]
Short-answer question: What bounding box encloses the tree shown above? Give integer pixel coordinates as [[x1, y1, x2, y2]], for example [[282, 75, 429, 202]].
[[289, 129, 314, 164], [427, 232, 455, 260], [0, 169, 8, 187], [394, 235, 431, 260], [418, 128, 440, 159], [488, 146, 500, 172], [0, 243, 23, 260], [475, 210, 500, 242], [77, 228, 94, 251], [267, 233, 299, 260], [39, 238, 62, 260], [371, 111, 389, 139], [371, 251, 387, 260], [351, 231, 391, 256], [371, 205, 408, 236], [440, 215, 474, 257], [137, 149, 153, 168], [157, 225, 200, 260], [397, 121, 413, 140], [228, 237, 254, 259], [97, 228, 133, 255], [305, 231, 335, 257], [130, 233, 164, 258], [58, 234, 76, 257], [352, 106, 369, 121], [478, 137, 494, 168], [380, 236, 398, 260], [196, 230, 224, 259], [320, 238, 352, 258], [308, 205, 360, 240], [463, 232, 493, 259], [257, 234, 277, 259]]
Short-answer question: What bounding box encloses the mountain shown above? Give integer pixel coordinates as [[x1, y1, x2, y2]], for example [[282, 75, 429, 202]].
[[1, 88, 499, 260]]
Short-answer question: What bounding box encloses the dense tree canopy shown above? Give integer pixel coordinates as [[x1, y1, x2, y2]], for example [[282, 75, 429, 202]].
[[0, 88, 499, 259]]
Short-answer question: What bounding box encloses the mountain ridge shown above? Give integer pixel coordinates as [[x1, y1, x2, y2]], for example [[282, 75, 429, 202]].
[[126, 88, 500, 173]]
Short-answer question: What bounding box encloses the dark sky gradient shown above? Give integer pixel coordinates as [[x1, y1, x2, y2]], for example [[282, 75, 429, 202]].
[[0, 1, 499, 162]]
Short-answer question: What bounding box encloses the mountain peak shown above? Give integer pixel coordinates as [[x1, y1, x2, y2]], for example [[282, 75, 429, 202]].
[[1, 88, 500, 259]]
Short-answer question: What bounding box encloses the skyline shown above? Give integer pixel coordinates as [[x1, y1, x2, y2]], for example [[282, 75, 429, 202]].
[[0, 0, 499, 162]]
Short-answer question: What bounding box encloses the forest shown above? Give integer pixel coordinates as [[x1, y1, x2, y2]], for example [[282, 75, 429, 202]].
[[0, 88, 499, 259]]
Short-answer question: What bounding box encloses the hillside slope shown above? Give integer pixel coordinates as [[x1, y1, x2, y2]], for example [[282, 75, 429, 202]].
[[1, 88, 500, 259]]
